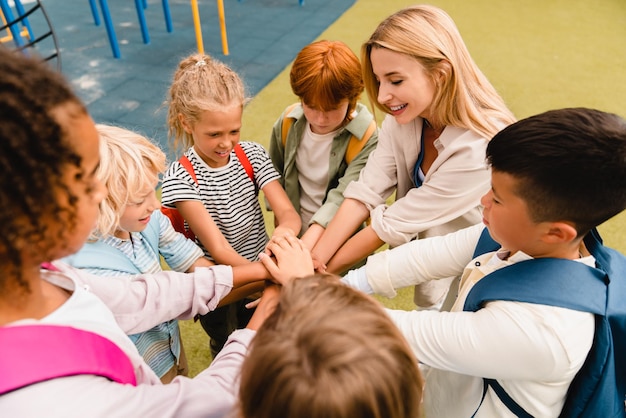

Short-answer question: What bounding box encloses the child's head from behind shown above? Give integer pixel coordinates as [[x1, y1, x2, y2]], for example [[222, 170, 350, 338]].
[[0, 49, 106, 288], [290, 40, 364, 133], [238, 275, 423, 418], [485, 108, 626, 242], [362, 5, 513, 137], [93, 125, 166, 240], [167, 53, 246, 153]]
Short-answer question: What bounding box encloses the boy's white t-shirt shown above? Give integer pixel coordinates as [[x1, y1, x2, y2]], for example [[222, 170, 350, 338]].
[[344, 224, 596, 417], [296, 123, 338, 230]]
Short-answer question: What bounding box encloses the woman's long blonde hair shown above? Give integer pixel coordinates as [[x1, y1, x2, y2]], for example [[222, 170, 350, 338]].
[[362, 5, 516, 139]]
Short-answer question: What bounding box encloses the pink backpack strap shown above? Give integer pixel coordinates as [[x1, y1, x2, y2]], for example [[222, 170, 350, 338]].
[[40, 261, 58, 271], [0, 325, 137, 394]]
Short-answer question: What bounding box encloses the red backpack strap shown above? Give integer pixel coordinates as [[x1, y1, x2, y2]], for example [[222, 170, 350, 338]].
[[234, 143, 254, 183], [179, 155, 198, 184], [0, 325, 137, 394], [159, 155, 198, 240]]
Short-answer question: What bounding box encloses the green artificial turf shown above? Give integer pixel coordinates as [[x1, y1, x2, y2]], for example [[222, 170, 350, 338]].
[[182, 0, 626, 377]]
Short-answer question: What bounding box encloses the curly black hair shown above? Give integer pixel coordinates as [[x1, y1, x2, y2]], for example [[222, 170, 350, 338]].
[[0, 47, 86, 292]]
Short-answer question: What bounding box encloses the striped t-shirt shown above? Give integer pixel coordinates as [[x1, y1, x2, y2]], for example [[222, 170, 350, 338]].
[[161, 141, 281, 262]]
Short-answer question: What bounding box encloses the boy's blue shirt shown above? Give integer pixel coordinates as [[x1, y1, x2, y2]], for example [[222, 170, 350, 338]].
[[466, 228, 626, 418]]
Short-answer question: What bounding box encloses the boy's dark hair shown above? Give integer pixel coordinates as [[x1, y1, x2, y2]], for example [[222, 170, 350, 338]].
[[486, 107, 626, 235], [0, 47, 86, 290]]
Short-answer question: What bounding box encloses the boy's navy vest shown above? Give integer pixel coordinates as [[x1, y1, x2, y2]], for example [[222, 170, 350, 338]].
[[465, 228, 626, 418]]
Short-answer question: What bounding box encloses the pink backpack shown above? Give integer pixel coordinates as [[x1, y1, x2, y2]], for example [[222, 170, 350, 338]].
[[0, 325, 137, 394]]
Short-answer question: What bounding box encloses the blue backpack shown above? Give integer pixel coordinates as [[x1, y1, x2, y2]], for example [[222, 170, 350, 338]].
[[465, 228, 626, 418], [63, 216, 160, 275]]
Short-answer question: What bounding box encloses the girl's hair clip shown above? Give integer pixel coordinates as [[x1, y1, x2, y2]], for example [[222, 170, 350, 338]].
[[195, 60, 207, 67]]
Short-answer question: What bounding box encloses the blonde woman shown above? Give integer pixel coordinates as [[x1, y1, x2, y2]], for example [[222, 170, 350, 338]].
[[309, 5, 516, 310]]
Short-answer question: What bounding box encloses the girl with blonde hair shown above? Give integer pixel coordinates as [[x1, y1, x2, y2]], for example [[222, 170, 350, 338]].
[[309, 5, 516, 310], [161, 53, 300, 355]]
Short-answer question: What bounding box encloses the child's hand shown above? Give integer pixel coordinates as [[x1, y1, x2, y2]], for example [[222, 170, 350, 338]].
[[272, 225, 296, 238], [264, 226, 296, 257], [260, 235, 314, 285], [246, 284, 281, 330], [311, 253, 327, 273]]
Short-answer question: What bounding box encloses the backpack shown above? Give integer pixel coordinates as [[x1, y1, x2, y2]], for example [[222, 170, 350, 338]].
[[0, 325, 137, 395], [63, 214, 160, 274], [281, 103, 377, 165], [465, 227, 626, 418], [1, 262, 137, 395], [160, 143, 254, 241]]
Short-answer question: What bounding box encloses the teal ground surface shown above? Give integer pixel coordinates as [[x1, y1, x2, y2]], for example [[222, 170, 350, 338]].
[[26, 0, 354, 158]]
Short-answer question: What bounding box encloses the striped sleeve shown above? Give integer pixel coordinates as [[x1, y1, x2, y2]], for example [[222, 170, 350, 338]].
[[239, 141, 281, 189], [155, 210, 204, 272], [161, 154, 202, 209]]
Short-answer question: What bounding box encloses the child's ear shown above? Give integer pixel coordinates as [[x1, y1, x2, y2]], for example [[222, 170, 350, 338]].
[[178, 114, 192, 134], [542, 222, 578, 244]]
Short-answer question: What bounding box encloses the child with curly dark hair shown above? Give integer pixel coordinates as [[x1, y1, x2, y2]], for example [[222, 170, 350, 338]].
[[0, 49, 285, 416]]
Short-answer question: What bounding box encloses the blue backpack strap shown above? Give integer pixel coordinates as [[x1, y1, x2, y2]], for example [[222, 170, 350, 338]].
[[140, 213, 160, 256], [472, 227, 500, 259], [569, 229, 626, 418], [66, 216, 161, 274], [464, 257, 607, 314], [464, 228, 626, 418], [470, 378, 533, 418], [64, 240, 141, 275]]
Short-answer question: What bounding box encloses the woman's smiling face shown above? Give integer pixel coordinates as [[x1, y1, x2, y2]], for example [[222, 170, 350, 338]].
[[370, 47, 436, 124]]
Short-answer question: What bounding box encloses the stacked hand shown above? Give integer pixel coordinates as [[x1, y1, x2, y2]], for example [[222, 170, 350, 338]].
[[260, 235, 314, 285]]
